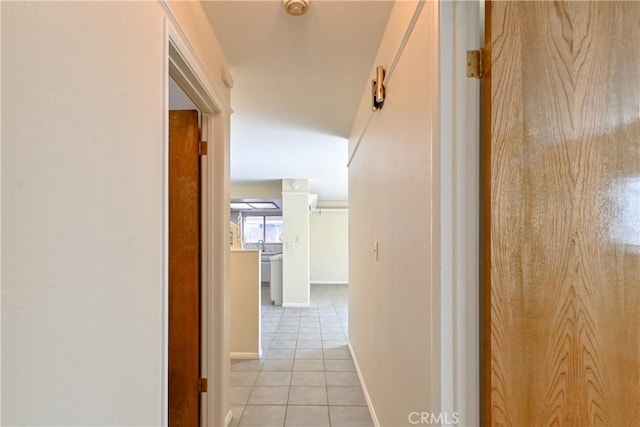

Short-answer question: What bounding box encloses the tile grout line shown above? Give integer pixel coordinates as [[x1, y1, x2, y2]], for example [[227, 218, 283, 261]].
[[237, 285, 370, 426]]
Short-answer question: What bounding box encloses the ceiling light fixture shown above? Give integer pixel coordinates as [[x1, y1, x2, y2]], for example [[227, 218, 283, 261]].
[[284, 0, 309, 16]]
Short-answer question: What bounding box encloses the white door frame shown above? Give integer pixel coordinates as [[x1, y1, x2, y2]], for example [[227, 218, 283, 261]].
[[439, 0, 481, 425], [160, 4, 232, 426]]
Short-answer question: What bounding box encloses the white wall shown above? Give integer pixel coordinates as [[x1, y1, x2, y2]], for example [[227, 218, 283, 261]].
[[310, 209, 348, 284], [348, 1, 440, 426], [281, 179, 310, 306], [231, 180, 283, 200], [1, 2, 231, 425], [316, 200, 348, 209], [348, 1, 481, 426]]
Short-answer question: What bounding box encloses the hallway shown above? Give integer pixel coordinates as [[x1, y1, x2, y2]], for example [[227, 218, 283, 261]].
[[230, 285, 372, 427], [2, 2, 481, 425]]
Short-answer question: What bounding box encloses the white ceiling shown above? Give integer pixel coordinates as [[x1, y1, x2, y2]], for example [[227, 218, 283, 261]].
[[201, 0, 393, 202]]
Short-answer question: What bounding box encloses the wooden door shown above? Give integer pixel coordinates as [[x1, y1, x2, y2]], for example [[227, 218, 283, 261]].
[[484, 2, 640, 425], [169, 110, 201, 427]]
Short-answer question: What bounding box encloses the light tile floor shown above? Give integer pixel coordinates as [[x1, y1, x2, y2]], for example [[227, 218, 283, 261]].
[[230, 284, 373, 427]]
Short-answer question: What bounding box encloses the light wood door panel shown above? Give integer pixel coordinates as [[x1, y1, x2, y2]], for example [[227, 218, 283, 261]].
[[486, 2, 640, 425], [169, 110, 201, 427]]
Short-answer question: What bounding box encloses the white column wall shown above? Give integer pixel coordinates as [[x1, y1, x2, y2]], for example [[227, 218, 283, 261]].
[[282, 179, 310, 306]]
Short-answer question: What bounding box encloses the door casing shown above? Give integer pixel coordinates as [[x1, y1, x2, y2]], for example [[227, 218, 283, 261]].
[[161, 5, 233, 426]]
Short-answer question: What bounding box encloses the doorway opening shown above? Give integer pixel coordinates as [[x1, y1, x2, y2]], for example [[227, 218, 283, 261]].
[[163, 29, 231, 426]]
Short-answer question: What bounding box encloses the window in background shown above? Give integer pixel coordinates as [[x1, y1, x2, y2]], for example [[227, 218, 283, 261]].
[[244, 216, 264, 243], [265, 216, 284, 243], [243, 216, 283, 243]]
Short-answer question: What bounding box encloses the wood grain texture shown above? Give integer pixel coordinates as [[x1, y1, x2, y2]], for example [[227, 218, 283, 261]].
[[169, 110, 201, 427], [488, 2, 640, 425], [480, 1, 493, 425]]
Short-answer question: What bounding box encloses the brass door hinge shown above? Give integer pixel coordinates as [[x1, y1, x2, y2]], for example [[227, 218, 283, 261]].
[[466, 49, 485, 79], [199, 140, 208, 157], [198, 378, 208, 393]]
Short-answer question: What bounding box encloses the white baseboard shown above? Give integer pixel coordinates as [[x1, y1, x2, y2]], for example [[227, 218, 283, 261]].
[[230, 352, 260, 360], [224, 410, 233, 427], [310, 281, 349, 285], [348, 340, 380, 427], [281, 302, 310, 308]]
